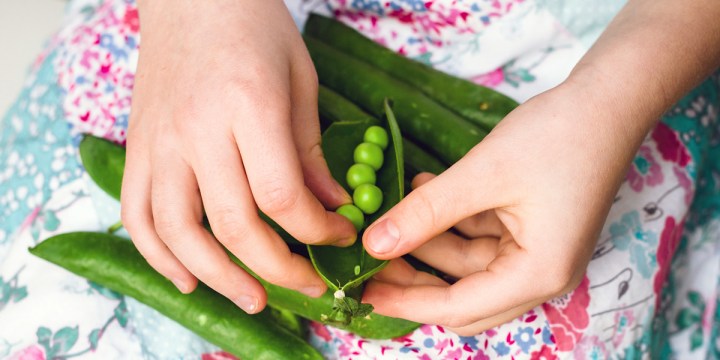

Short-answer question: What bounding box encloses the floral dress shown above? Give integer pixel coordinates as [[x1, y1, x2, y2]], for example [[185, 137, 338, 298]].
[[0, 0, 718, 359]]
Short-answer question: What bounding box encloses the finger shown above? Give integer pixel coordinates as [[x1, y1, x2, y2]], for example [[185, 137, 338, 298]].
[[410, 232, 499, 278], [372, 258, 448, 287], [234, 91, 356, 246], [290, 54, 351, 209], [448, 302, 541, 336], [364, 159, 502, 259], [369, 260, 541, 336], [453, 211, 504, 239], [193, 138, 327, 298], [409, 172, 435, 190], [121, 136, 197, 293], [151, 152, 267, 313], [363, 249, 549, 327], [412, 173, 503, 238]]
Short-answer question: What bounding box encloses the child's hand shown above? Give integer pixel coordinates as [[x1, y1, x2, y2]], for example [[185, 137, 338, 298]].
[[361, 80, 651, 335], [121, 0, 355, 313]]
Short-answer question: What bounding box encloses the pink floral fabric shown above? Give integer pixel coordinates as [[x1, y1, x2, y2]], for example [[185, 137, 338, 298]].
[[1, 0, 719, 359]]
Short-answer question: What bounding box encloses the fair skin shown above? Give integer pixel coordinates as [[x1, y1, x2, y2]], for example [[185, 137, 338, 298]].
[[122, 0, 356, 314], [123, 0, 720, 333], [362, 0, 720, 335]]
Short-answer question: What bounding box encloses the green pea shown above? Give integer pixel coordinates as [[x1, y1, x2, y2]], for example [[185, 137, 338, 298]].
[[336, 204, 364, 231], [346, 163, 376, 189], [353, 184, 383, 214], [364, 126, 389, 150], [354, 142, 384, 171]]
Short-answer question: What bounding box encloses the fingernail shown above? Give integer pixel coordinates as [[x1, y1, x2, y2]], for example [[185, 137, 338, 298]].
[[171, 278, 190, 294], [334, 181, 352, 203], [336, 235, 357, 247], [367, 219, 400, 254], [300, 285, 325, 297], [234, 295, 258, 314]]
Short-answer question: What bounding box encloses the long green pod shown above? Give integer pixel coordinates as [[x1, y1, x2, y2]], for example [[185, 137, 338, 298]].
[[231, 257, 419, 339], [305, 14, 518, 131], [317, 86, 449, 176], [79, 136, 125, 200], [318, 85, 377, 125], [306, 36, 484, 164], [402, 139, 448, 178], [30, 233, 322, 360], [77, 134, 419, 338]]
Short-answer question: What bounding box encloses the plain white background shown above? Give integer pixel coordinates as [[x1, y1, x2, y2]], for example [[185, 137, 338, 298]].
[[0, 0, 65, 115]]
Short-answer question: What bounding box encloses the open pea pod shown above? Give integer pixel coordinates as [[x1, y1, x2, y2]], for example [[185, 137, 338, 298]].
[[72, 130, 417, 338], [307, 100, 404, 322]]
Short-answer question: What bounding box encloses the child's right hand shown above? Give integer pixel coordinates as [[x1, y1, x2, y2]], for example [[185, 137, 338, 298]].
[[121, 0, 356, 314]]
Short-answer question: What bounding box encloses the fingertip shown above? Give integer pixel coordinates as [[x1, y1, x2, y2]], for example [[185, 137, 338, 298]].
[[361, 280, 398, 314], [363, 218, 400, 258], [299, 283, 327, 298], [411, 172, 436, 190], [170, 276, 198, 294], [316, 211, 357, 247]]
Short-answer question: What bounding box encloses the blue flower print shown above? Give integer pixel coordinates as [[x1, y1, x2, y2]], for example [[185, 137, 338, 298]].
[[610, 211, 658, 278]]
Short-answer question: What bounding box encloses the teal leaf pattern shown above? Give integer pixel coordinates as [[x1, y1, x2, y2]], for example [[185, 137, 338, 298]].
[[53, 326, 79, 355]]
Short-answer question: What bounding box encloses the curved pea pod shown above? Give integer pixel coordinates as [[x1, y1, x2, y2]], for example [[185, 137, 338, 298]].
[[305, 14, 518, 131], [29, 232, 323, 360]]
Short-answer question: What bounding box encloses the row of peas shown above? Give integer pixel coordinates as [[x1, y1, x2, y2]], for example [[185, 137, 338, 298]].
[[335, 125, 389, 231]]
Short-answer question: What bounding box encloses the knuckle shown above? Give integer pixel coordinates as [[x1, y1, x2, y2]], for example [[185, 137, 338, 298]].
[[442, 289, 470, 328], [153, 215, 186, 241], [248, 253, 298, 287], [210, 208, 254, 244], [120, 205, 140, 233], [194, 264, 231, 287], [255, 178, 301, 216]]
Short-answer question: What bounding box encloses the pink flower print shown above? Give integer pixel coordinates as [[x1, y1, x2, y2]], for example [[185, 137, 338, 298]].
[[472, 67, 505, 88], [308, 321, 332, 341], [529, 344, 557, 360], [123, 8, 140, 33], [9, 345, 45, 360], [442, 347, 463, 359], [611, 310, 635, 348], [541, 276, 590, 351], [651, 122, 691, 167], [572, 335, 607, 360], [200, 351, 238, 360], [673, 166, 694, 205], [626, 145, 663, 192], [653, 216, 684, 308]]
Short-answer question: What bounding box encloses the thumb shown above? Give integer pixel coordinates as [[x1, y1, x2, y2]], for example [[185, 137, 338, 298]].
[[363, 157, 501, 259]]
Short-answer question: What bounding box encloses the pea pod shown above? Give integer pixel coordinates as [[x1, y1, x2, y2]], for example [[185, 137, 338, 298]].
[[230, 254, 419, 339], [29, 232, 322, 360], [402, 139, 448, 178], [306, 36, 485, 164], [308, 100, 403, 301], [76, 134, 419, 338], [304, 14, 518, 131], [318, 85, 376, 126], [79, 136, 125, 200]]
